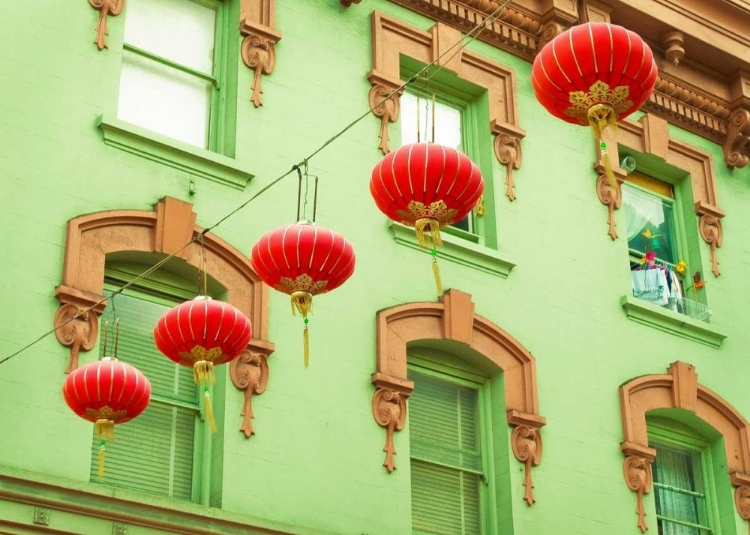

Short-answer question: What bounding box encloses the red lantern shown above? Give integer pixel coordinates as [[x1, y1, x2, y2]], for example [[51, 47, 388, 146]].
[[250, 221, 356, 367], [63, 357, 151, 477], [370, 142, 484, 248], [153, 297, 253, 431], [531, 22, 658, 185]]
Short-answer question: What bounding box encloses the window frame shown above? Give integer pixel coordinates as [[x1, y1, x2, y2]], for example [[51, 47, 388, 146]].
[[94, 267, 214, 505], [407, 353, 496, 535], [118, 0, 229, 153], [648, 419, 722, 535]]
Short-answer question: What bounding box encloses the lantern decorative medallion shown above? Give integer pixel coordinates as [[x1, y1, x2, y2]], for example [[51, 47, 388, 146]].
[[154, 296, 253, 431], [370, 142, 484, 293], [63, 357, 151, 477], [250, 221, 356, 367], [531, 22, 658, 187]]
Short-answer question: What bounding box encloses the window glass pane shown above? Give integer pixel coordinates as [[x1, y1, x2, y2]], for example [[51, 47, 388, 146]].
[[401, 92, 462, 150], [622, 184, 677, 264], [653, 447, 705, 535], [118, 50, 212, 148], [124, 0, 216, 74]]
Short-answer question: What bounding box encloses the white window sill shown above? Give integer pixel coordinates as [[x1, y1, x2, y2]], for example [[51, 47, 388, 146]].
[[389, 222, 515, 278], [620, 295, 727, 348], [97, 114, 253, 191]]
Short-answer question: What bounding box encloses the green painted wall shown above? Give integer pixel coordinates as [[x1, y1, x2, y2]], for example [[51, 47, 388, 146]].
[[0, 0, 749, 533]]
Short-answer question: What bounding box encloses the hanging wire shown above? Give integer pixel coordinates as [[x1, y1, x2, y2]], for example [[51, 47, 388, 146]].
[[101, 320, 109, 359], [302, 161, 310, 221], [0, 0, 512, 367], [113, 318, 120, 360]]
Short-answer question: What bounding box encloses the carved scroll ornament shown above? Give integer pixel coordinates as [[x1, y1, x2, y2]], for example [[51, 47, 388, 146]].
[[54, 304, 99, 373], [511, 425, 543, 505], [699, 213, 723, 277], [369, 83, 401, 155], [372, 388, 408, 472], [494, 132, 522, 201], [241, 34, 277, 108], [623, 453, 654, 533], [724, 108, 750, 171], [735, 485, 750, 526], [596, 174, 622, 240], [88, 0, 124, 50], [230, 350, 270, 437]]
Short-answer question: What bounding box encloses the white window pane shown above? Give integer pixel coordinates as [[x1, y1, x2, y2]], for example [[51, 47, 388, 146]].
[[401, 92, 462, 150], [124, 0, 216, 75], [117, 51, 212, 148]]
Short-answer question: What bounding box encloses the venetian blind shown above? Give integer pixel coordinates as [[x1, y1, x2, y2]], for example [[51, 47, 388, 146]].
[[409, 370, 482, 535], [90, 288, 199, 500]]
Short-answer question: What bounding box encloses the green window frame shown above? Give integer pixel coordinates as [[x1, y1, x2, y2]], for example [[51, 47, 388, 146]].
[[118, 0, 233, 153], [90, 265, 215, 505], [408, 356, 492, 535], [648, 419, 721, 535]]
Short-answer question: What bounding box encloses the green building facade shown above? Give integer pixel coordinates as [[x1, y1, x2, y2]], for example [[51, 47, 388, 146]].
[[1, 0, 749, 533]]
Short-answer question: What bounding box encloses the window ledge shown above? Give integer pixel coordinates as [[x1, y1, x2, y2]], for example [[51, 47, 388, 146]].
[[389, 222, 515, 278], [97, 114, 253, 191], [620, 295, 727, 348]]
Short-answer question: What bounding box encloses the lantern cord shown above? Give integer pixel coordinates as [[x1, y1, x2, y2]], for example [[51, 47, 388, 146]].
[[0, 0, 512, 366], [431, 249, 444, 296], [296, 166, 303, 221], [113, 318, 120, 360], [431, 92, 436, 144], [302, 161, 310, 221], [312, 175, 319, 223], [101, 320, 109, 359], [416, 91, 421, 143]]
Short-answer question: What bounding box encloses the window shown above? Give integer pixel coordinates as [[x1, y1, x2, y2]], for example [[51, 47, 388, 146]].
[[90, 269, 211, 502], [408, 366, 486, 535], [118, 0, 223, 149], [649, 420, 720, 535]]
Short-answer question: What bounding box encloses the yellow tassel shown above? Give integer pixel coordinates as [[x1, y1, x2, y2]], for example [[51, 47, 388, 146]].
[[600, 144, 618, 190], [587, 104, 619, 190], [414, 218, 443, 249], [97, 440, 106, 479], [193, 360, 215, 387], [95, 419, 115, 442], [303, 323, 310, 368], [291, 291, 313, 317], [432, 254, 444, 296], [203, 389, 217, 433]]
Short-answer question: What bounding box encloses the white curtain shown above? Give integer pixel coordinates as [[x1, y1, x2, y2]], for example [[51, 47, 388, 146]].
[[654, 449, 702, 535]]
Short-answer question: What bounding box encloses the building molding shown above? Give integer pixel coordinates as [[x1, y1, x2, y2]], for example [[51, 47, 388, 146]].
[[240, 0, 281, 107], [619, 361, 750, 533], [373, 289, 546, 505], [367, 12, 526, 201], [596, 113, 725, 276], [53, 196, 275, 437], [87, 0, 123, 51]]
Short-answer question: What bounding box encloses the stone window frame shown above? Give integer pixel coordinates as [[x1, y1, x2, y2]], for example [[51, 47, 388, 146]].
[[53, 196, 274, 438], [619, 361, 750, 533], [371, 289, 546, 505]]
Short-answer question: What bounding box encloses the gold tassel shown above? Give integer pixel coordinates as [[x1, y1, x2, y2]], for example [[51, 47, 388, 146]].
[[432, 253, 444, 296], [203, 389, 217, 433], [303, 320, 310, 368], [291, 291, 313, 317], [193, 360, 215, 386], [95, 419, 115, 442], [414, 218, 443, 249], [97, 440, 106, 479], [588, 104, 618, 190]]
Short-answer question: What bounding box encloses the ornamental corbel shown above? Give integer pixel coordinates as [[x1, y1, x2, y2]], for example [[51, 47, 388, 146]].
[[371, 373, 412, 472], [367, 72, 402, 155], [88, 0, 124, 50], [724, 108, 750, 170], [230, 347, 271, 437], [696, 202, 725, 277], [732, 473, 750, 534], [491, 121, 525, 201], [54, 287, 107, 373], [241, 30, 279, 108], [508, 411, 544, 505], [622, 448, 655, 533], [596, 173, 622, 240]]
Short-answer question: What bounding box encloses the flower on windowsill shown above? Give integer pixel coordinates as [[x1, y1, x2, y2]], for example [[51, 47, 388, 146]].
[[693, 271, 704, 290], [640, 251, 657, 268], [675, 260, 687, 275]]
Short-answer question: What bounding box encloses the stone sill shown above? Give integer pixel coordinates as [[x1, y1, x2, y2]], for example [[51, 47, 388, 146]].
[[389, 222, 515, 278], [97, 114, 253, 191], [620, 295, 727, 348]]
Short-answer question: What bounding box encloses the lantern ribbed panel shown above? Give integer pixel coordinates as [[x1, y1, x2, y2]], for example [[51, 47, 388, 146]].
[[250, 222, 356, 295], [153, 298, 253, 368], [369, 143, 484, 227], [531, 22, 658, 126], [62, 358, 151, 424]]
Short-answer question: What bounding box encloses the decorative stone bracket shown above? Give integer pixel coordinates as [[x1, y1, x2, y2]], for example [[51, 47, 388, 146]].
[[620, 362, 750, 532], [373, 289, 545, 504], [240, 0, 281, 107], [597, 113, 725, 276], [366, 12, 526, 200], [724, 108, 750, 171], [54, 197, 274, 436], [88, 0, 123, 50]]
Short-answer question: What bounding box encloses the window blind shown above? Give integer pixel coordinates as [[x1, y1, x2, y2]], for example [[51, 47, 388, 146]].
[[90, 289, 199, 500]]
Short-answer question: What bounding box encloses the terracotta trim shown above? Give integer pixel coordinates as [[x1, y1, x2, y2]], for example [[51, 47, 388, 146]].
[[239, 0, 281, 107], [596, 113, 725, 276], [367, 11, 526, 200], [87, 0, 123, 51], [54, 196, 274, 437], [619, 361, 750, 532], [373, 289, 545, 505]]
